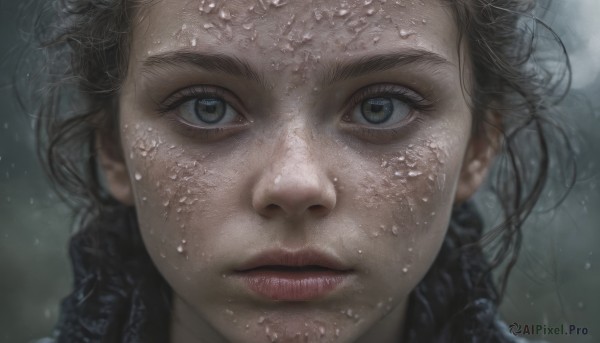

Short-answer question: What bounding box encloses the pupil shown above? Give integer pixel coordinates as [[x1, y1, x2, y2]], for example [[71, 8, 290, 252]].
[[371, 104, 384, 113], [195, 98, 225, 124], [362, 98, 393, 124], [205, 104, 216, 113]]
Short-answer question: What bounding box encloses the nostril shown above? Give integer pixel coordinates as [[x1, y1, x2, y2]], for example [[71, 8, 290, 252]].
[[265, 204, 279, 212], [308, 204, 329, 216], [308, 204, 322, 211]]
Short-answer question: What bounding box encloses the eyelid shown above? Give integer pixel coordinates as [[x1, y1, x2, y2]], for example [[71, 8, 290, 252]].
[[157, 85, 246, 117], [345, 84, 434, 114]]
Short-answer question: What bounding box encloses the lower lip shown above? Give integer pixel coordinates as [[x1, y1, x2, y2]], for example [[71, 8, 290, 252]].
[[236, 269, 350, 301]]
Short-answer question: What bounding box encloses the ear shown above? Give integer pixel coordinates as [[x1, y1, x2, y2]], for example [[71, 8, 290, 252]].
[[454, 111, 502, 204], [96, 131, 134, 206]]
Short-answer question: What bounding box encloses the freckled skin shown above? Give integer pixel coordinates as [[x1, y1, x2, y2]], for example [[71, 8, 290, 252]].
[[117, 0, 475, 342]]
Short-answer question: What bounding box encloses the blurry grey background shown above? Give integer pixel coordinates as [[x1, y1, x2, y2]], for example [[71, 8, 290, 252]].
[[0, 0, 598, 342]]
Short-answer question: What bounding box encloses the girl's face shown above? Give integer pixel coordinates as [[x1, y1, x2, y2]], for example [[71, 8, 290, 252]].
[[107, 0, 487, 341]]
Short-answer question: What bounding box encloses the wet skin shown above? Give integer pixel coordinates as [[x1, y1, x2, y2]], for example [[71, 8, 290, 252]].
[[101, 0, 492, 342]]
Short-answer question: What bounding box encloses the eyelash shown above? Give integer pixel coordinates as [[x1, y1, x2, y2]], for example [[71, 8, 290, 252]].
[[158, 86, 232, 114], [346, 84, 433, 113]]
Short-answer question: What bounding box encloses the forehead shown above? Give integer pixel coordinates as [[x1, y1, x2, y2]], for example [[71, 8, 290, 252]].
[[133, 0, 459, 66]]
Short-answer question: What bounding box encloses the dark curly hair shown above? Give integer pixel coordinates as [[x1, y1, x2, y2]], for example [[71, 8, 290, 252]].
[[21, 0, 575, 341]]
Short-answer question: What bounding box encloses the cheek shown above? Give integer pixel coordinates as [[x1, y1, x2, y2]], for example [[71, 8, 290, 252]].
[[351, 137, 456, 233], [123, 124, 226, 278], [344, 136, 463, 296]]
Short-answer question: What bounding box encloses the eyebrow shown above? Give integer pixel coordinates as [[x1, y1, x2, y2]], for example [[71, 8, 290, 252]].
[[141, 49, 452, 87], [142, 51, 270, 88], [322, 50, 453, 84]]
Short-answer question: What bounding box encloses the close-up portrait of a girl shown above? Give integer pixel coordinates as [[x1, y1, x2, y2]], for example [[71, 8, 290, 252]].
[[4, 0, 596, 342]]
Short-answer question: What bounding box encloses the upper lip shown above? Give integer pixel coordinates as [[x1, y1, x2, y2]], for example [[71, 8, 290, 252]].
[[235, 249, 351, 272]]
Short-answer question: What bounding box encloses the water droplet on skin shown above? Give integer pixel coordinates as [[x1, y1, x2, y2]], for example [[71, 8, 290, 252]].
[[399, 29, 415, 39], [225, 309, 234, 315], [584, 262, 591, 270], [203, 23, 215, 29], [258, 316, 265, 324], [134, 172, 142, 181], [364, 0, 373, 4], [408, 247, 413, 252], [408, 170, 422, 177], [179, 196, 187, 203], [219, 8, 232, 20], [243, 22, 254, 30], [333, 177, 339, 182], [191, 38, 197, 46], [337, 9, 349, 16], [358, 249, 363, 254], [366, 7, 375, 15], [200, 1, 216, 13], [335, 328, 340, 336], [422, 197, 428, 202], [394, 171, 403, 177], [169, 174, 177, 180], [163, 200, 170, 207], [274, 175, 282, 184], [346, 309, 353, 317], [391, 225, 399, 236], [402, 267, 409, 273], [319, 326, 325, 336]]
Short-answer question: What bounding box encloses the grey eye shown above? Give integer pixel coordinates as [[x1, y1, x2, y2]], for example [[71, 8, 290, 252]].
[[361, 98, 394, 124], [178, 97, 239, 126], [353, 97, 411, 126], [194, 98, 226, 124]]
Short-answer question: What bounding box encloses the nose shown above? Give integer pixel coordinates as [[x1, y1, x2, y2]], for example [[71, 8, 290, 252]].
[[252, 126, 336, 219]]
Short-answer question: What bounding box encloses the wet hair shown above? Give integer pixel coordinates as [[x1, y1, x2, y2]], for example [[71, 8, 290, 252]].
[[21, 0, 574, 341]]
